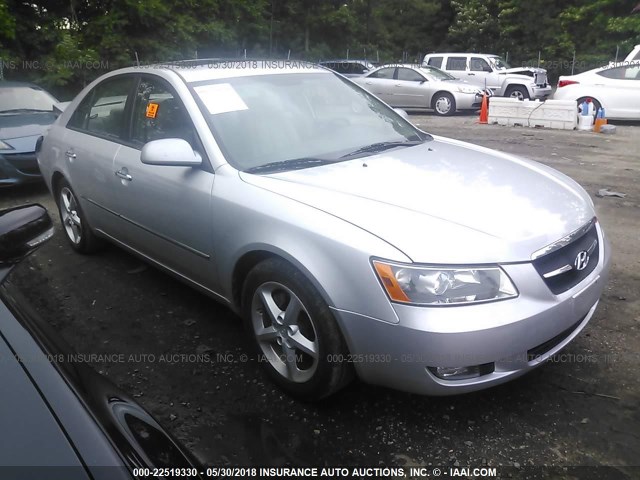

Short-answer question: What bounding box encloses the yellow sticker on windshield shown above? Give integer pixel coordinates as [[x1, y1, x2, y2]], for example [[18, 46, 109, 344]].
[[145, 102, 159, 118]]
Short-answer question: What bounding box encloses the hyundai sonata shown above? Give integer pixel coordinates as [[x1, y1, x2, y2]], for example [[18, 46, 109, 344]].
[[37, 61, 610, 400]]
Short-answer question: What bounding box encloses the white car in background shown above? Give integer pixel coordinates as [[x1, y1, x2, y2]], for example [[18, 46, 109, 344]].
[[553, 63, 640, 120]]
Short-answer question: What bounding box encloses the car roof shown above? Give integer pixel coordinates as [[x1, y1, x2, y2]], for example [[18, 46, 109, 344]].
[[425, 53, 499, 57], [107, 59, 329, 84], [319, 59, 372, 63]]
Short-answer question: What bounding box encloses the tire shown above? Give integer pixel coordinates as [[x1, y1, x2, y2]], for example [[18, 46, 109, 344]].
[[56, 178, 103, 253], [505, 85, 530, 101], [576, 97, 602, 119], [241, 258, 354, 401], [432, 92, 456, 116]]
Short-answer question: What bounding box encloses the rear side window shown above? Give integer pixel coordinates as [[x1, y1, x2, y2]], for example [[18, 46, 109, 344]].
[[446, 57, 467, 71], [368, 67, 395, 79], [427, 57, 443, 69], [68, 76, 135, 139], [597, 66, 640, 80]]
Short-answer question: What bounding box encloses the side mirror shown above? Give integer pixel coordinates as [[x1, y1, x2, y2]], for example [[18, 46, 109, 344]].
[[394, 108, 410, 120], [0, 204, 53, 266], [141, 138, 202, 167]]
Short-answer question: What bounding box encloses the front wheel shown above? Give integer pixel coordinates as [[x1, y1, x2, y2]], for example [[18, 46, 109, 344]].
[[432, 92, 456, 116], [505, 85, 530, 101], [56, 179, 103, 253], [242, 258, 353, 401]]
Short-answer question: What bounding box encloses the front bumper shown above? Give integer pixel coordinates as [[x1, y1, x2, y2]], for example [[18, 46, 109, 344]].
[[332, 224, 611, 395], [455, 92, 489, 110], [0, 152, 42, 186]]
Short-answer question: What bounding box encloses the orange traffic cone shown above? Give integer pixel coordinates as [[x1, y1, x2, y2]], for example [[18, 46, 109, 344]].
[[478, 93, 488, 124]]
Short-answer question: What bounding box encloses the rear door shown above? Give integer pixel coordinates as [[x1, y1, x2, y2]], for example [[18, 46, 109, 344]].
[[595, 66, 640, 118], [359, 67, 397, 104], [109, 74, 216, 289], [444, 56, 468, 81], [62, 75, 137, 233]]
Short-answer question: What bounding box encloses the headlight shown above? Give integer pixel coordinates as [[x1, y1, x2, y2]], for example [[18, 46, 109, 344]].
[[0, 140, 14, 150], [373, 260, 518, 306], [456, 86, 481, 94]]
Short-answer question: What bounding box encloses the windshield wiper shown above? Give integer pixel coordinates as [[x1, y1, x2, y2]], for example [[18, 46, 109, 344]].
[[0, 108, 52, 114], [245, 157, 337, 174], [340, 140, 424, 159]]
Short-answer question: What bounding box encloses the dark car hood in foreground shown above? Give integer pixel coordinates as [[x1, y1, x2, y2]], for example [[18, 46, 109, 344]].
[[241, 136, 594, 264]]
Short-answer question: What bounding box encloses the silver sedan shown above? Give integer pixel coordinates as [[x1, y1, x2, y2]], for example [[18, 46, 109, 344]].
[[352, 64, 487, 116], [38, 61, 610, 400]]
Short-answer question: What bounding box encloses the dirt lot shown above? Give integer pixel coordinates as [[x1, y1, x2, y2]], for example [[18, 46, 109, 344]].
[[2, 115, 639, 477]]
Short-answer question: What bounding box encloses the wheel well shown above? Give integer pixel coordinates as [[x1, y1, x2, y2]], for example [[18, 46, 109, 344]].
[[431, 91, 452, 108], [51, 171, 65, 204], [231, 250, 279, 309]]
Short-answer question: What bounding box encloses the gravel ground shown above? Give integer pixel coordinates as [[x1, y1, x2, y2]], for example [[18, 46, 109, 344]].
[[2, 114, 639, 478]]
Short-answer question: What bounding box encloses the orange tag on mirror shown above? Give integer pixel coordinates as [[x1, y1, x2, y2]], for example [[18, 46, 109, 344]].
[[145, 103, 159, 118]]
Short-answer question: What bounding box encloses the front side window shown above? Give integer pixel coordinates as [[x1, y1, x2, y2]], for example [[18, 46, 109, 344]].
[[470, 57, 491, 72], [446, 57, 467, 71], [397, 68, 425, 82], [130, 77, 197, 148], [68, 76, 135, 139], [192, 71, 426, 172]]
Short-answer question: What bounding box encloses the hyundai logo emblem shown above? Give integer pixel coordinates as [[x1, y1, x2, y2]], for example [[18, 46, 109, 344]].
[[574, 250, 590, 271]]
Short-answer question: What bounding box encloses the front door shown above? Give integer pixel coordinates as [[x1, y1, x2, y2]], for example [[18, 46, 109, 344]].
[[110, 75, 217, 290]]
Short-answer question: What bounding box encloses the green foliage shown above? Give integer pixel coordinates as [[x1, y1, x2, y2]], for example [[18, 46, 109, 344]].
[[2, 0, 640, 90]]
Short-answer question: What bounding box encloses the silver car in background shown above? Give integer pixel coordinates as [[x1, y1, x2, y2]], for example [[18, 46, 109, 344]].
[[352, 64, 487, 116], [38, 61, 610, 400]]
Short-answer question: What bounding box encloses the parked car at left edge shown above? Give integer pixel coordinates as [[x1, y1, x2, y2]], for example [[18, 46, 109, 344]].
[[0, 204, 203, 479], [352, 63, 488, 116], [0, 81, 60, 187]]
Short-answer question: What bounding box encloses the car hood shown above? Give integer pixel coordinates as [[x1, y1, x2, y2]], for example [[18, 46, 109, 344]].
[[0, 112, 57, 140], [240, 137, 594, 263], [499, 67, 546, 76]]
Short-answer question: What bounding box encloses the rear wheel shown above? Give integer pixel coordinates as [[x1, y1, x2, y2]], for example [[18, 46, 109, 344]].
[[56, 179, 103, 253], [242, 258, 353, 401], [432, 92, 456, 116], [576, 97, 602, 120], [505, 85, 530, 101]]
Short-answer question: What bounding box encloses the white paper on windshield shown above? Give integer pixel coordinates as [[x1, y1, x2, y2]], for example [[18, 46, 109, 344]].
[[194, 83, 248, 115]]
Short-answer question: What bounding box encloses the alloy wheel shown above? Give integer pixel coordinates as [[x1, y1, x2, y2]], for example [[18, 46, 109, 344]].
[[60, 187, 82, 244], [251, 281, 319, 383]]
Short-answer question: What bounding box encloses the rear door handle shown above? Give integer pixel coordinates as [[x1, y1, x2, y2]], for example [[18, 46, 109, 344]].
[[65, 150, 76, 159], [115, 170, 132, 181]]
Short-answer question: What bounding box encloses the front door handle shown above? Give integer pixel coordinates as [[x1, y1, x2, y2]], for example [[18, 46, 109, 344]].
[[65, 150, 76, 159], [468, 73, 476, 76], [115, 169, 132, 181]]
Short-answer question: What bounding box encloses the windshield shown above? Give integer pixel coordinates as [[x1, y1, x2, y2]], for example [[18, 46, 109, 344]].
[[191, 72, 426, 172], [418, 66, 456, 81], [0, 86, 58, 113], [490, 57, 511, 70]]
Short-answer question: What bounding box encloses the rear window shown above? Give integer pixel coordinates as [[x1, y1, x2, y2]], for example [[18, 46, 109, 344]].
[[446, 57, 467, 71]]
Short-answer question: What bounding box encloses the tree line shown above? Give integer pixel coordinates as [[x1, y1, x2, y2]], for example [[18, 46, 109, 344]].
[[0, 0, 639, 98]]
